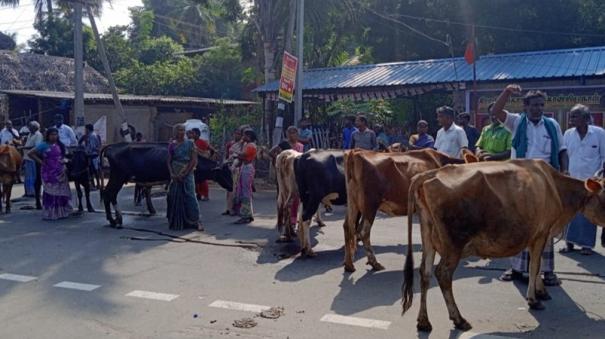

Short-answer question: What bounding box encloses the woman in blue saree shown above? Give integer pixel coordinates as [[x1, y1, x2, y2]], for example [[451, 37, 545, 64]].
[[167, 124, 203, 231]]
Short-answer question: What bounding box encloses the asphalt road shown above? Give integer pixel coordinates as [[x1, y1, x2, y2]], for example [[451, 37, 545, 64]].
[[0, 183, 604, 339]]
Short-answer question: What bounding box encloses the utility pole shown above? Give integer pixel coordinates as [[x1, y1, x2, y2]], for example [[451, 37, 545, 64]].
[[294, 0, 304, 125], [73, 1, 84, 130], [87, 4, 131, 142]]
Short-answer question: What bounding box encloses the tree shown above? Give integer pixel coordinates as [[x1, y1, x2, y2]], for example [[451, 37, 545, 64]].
[[0, 0, 106, 23], [86, 26, 135, 72], [137, 36, 183, 65], [28, 14, 94, 58]]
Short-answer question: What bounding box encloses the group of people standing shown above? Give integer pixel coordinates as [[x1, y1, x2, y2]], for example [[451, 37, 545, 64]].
[[165, 124, 258, 231], [1, 114, 102, 221]]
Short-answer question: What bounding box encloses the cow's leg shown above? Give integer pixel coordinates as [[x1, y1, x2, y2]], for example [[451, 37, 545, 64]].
[[144, 187, 156, 216], [0, 183, 3, 213], [83, 179, 94, 213], [5, 183, 12, 214], [359, 213, 383, 271], [75, 181, 84, 212], [343, 202, 359, 272], [434, 253, 471, 331], [34, 162, 42, 210], [417, 236, 436, 332], [299, 201, 319, 257], [527, 236, 548, 309], [103, 178, 124, 227]]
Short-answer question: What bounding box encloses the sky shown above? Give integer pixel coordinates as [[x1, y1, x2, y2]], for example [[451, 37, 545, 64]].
[[0, 0, 144, 46]]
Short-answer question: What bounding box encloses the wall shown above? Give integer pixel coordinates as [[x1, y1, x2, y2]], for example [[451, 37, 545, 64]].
[[84, 104, 156, 143]]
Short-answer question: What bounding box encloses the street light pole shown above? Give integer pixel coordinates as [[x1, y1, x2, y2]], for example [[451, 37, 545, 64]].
[[294, 0, 304, 125], [73, 1, 85, 130]]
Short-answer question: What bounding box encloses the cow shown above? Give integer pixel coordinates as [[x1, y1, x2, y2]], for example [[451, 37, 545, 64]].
[[295, 149, 347, 255], [401, 160, 605, 332], [275, 149, 323, 243], [342, 149, 467, 272], [101, 143, 232, 227], [0, 145, 22, 213]]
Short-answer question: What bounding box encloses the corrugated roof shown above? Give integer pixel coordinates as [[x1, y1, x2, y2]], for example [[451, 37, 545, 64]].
[[0, 90, 258, 106], [254, 46, 605, 93]]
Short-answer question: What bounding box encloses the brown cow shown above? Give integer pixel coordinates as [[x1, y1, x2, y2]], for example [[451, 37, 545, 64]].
[[0, 145, 22, 213], [401, 160, 605, 332], [343, 148, 466, 272]]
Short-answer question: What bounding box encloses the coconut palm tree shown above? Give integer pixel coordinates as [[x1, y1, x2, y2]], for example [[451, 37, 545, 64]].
[[0, 0, 107, 23]]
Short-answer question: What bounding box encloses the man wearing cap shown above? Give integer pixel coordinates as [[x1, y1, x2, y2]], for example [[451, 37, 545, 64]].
[[433, 106, 468, 158], [408, 120, 435, 150], [475, 102, 512, 161]]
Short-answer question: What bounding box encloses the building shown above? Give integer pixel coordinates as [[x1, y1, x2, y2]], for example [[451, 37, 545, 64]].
[[0, 51, 257, 142], [254, 46, 605, 130]]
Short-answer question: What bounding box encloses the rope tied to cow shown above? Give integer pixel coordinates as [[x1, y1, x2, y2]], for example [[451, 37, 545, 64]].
[[117, 225, 261, 250]]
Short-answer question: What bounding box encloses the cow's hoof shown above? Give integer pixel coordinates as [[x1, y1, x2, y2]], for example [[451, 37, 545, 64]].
[[417, 320, 433, 332], [369, 262, 385, 271], [344, 263, 356, 273], [536, 290, 551, 301], [302, 249, 317, 257], [149, 212, 157, 217], [528, 300, 545, 310], [5, 208, 10, 214], [454, 319, 472, 331]]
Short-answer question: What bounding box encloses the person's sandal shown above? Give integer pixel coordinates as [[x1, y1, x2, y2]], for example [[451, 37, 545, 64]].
[[581, 248, 593, 256], [499, 269, 524, 282], [234, 217, 252, 224], [221, 210, 231, 216], [543, 272, 561, 286]]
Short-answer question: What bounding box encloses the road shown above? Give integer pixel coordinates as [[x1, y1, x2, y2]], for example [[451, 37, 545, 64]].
[[0, 184, 604, 339]]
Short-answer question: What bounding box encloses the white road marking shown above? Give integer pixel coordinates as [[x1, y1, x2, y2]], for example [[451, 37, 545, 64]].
[[320, 314, 391, 330], [209, 300, 271, 313], [53, 281, 100, 291], [0, 273, 37, 282], [126, 290, 179, 301], [459, 333, 519, 339]]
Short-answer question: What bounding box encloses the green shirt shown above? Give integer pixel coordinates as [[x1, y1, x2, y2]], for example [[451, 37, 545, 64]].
[[476, 123, 512, 154]]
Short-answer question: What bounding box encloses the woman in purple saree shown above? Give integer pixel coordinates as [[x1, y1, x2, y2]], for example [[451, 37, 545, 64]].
[[28, 128, 72, 220]]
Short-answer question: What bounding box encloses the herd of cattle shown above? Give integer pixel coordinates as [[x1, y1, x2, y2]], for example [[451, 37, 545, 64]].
[[1, 142, 605, 332]]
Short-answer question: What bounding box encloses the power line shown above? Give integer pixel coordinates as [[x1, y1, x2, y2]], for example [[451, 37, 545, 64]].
[[365, 7, 449, 47]]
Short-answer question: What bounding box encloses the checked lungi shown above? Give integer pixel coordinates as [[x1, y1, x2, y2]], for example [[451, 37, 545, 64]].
[[511, 238, 555, 273], [564, 213, 597, 249]]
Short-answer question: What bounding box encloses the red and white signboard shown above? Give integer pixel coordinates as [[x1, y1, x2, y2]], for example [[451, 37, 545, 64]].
[[278, 52, 298, 103]]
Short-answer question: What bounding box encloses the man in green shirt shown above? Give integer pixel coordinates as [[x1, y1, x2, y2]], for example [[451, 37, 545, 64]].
[[475, 103, 512, 161]]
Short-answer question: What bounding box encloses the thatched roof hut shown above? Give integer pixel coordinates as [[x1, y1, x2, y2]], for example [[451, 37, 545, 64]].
[[0, 50, 110, 93]]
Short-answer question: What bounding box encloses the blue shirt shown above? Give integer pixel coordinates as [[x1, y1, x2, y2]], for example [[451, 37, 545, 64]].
[[342, 127, 357, 149], [299, 128, 313, 152]]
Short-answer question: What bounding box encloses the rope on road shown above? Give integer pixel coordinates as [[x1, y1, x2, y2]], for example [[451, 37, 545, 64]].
[[466, 265, 603, 278], [119, 226, 262, 250]]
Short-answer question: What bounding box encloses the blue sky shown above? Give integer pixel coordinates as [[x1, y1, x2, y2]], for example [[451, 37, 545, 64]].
[[0, 0, 143, 46]]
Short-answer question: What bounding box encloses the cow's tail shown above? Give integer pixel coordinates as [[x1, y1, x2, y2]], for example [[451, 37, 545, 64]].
[[402, 170, 432, 315]]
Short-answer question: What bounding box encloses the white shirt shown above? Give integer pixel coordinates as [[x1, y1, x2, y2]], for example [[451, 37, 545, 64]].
[[24, 131, 43, 160], [434, 123, 468, 158], [0, 128, 19, 145], [564, 126, 605, 180], [57, 124, 77, 146], [504, 112, 565, 162]]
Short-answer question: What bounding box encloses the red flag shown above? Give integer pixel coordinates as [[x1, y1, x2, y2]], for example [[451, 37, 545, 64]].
[[464, 40, 476, 65]]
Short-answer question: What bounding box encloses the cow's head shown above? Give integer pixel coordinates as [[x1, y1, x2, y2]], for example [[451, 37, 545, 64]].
[[582, 177, 605, 225], [66, 147, 89, 177]]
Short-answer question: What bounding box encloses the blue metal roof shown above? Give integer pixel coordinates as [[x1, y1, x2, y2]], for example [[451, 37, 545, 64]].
[[254, 46, 605, 93]]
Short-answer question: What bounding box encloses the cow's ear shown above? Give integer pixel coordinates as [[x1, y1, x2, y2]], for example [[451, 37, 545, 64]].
[[464, 152, 479, 163], [585, 178, 603, 193]]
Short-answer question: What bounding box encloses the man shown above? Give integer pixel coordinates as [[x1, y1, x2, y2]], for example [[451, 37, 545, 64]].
[[562, 104, 605, 255], [191, 128, 217, 201], [298, 119, 313, 152], [408, 120, 435, 150], [493, 84, 568, 286], [54, 114, 77, 146], [475, 102, 512, 160], [0, 120, 20, 145], [433, 106, 468, 158], [79, 124, 102, 189], [375, 124, 390, 150], [19, 122, 31, 146], [350, 114, 377, 150], [23, 121, 43, 198], [457, 112, 480, 152], [342, 116, 357, 149]]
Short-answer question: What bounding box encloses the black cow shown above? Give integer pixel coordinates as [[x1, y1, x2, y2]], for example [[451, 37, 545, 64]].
[[294, 149, 347, 255], [34, 146, 94, 213], [101, 143, 232, 227]]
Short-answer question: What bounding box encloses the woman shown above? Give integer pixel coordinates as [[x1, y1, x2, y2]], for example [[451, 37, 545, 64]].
[[223, 127, 244, 216], [27, 128, 72, 220], [233, 129, 257, 224], [166, 124, 203, 231], [23, 121, 43, 197]]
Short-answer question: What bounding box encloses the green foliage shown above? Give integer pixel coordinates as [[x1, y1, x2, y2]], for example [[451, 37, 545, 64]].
[[115, 58, 196, 95], [28, 15, 94, 59], [327, 99, 393, 125], [86, 26, 135, 72], [209, 106, 262, 147], [137, 36, 183, 65]]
